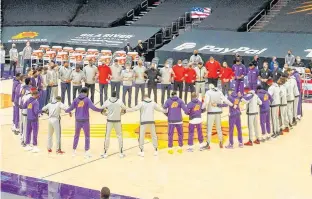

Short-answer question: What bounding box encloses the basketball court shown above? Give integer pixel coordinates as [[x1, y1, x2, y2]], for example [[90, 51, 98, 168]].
[[1, 78, 312, 199]]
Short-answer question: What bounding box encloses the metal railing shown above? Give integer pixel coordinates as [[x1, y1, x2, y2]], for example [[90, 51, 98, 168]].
[[141, 0, 148, 9], [126, 9, 134, 18], [246, 0, 280, 32]]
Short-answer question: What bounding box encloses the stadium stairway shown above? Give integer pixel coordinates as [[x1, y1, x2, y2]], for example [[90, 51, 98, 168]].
[[248, 0, 290, 32], [125, 1, 162, 26]]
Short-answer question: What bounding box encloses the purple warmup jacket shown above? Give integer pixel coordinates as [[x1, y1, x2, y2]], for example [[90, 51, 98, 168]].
[[257, 89, 273, 113], [186, 98, 203, 120], [36, 75, 43, 90], [66, 94, 102, 121], [14, 83, 22, 105], [30, 77, 37, 88], [164, 96, 188, 123], [292, 71, 301, 92], [232, 64, 246, 79], [227, 92, 243, 117], [247, 67, 259, 84], [22, 97, 41, 121], [12, 78, 20, 102]]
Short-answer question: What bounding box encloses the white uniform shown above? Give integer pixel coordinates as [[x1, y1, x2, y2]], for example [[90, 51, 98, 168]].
[[285, 77, 297, 124], [279, 84, 289, 129], [194, 66, 208, 98], [243, 91, 262, 141], [102, 97, 126, 154], [20, 91, 31, 143], [268, 83, 281, 133], [291, 76, 300, 120], [47, 69, 58, 102], [42, 101, 68, 150], [202, 88, 233, 144], [126, 98, 167, 152]]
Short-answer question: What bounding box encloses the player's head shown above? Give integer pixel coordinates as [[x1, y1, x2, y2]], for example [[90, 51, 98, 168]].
[[15, 73, 22, 80], [191, 92, 197, 99], [171, 91, 177, 97], [256, 85, 263, 90], [100, 187, 110, 199], [208, 83, 215, 90], [198, 62, 203, 68], [143, 94, 149, 99], [25, 78, 31, 85], [111, 91, 117, 98], [249, 63, 255, 68], [80, 87, 89, 95], [32, 90, 39, 98], [55, 96, 62, 102]]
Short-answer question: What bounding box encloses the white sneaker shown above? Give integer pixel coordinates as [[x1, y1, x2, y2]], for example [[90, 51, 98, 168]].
[[297, 115, 301, 120], [72, 150, 76, 157], [154, 151, 158, 156], [24, 145, 33, 151], [84, 150, 92, 158], [32, 146, 40, 153], [138, 151, 144, 157], [119, 153, 125, 158], [101, 153, 108, 158]]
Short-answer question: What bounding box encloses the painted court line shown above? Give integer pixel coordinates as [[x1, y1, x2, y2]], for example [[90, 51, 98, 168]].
[[41, 141, 151, 179]]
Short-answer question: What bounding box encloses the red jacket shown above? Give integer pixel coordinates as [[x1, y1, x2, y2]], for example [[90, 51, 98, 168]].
[[220, 67, 234, 83], [172, 65, 185, 82], [205, 61, 221, 78], [184, 68, 196, 83], [98, 64, 112, 84]]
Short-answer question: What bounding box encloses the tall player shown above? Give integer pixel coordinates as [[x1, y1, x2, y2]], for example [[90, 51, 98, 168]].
[[126, 94, 167, 157], [163, 91, 189, 154], [65, 87, 103, 158]]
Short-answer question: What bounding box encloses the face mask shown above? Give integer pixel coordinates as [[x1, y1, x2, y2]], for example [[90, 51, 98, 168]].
[[194, 54, 198, 56], [178, 64, 182, 66], [296, 59, 301, 62], [165, 64, 169, 68], [288, 53, 291, 55], [210, 60, 213, 63]]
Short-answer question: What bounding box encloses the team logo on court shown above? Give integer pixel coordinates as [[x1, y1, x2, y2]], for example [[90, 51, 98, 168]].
[[171, 102, 178, 108], [12, 32, 39, 40], [78, 101, 85, 107], [194, 104, 200, 111], [27, 103, 32, 109]]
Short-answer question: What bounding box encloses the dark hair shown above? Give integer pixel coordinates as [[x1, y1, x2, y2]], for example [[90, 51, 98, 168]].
[[171, 91, 177, 96], [80, 87, 89, 94], [249, 63, 254, 67], [25, 78, 31, 85], [16, 73, 21, 78], [256, 85, 263, 90], [112, 91, 117, 98], [100, 187, 110, 199], [55, 96, 62, 101]]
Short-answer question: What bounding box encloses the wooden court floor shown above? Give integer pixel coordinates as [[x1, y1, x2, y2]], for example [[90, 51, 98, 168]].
[[1, 79, 312, 199]]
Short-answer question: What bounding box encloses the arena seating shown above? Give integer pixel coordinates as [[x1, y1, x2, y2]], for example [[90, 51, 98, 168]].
[[2, 0, 82, 26], [133, 0, 209, 27], [71, 0, 145, 27], [262, 0, 312, 33], [196, 0, 270, 31]]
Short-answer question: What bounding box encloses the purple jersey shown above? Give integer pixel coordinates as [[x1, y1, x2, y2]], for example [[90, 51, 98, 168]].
[[164, 96, 188, 123], [66, 94, 102, 121], [232, 64, 246, 79], [186, 98, 203, 120], [257, 89, 273, 112], [247, 67, 259, 84], [12, 78, 20, 102], [22, 97, 41, 120]]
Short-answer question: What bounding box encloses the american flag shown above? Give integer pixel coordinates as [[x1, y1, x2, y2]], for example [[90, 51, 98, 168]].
[[191, 7, 211, 19]]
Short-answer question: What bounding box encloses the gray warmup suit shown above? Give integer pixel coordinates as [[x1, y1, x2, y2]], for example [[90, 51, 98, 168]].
[[279, 84, 289, 129], [42, 101, 68, 150], [133, 65, 146, 105], [159, 67, 172, 105], [268, 83, 281, 133], [47, 69, 58, 103], [102, 97, 127, 153], [126, 98, 166, 151], [202, 88, 233, 144], [243, 91, 262, 141], [110, 64, 122, 99]]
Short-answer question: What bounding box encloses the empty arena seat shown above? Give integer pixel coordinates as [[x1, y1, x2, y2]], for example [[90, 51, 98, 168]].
[[196, 0, 270, 31], [71, 0, 144, 27], [3, 0, 81, 26], [262, 0, 312, 33]]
